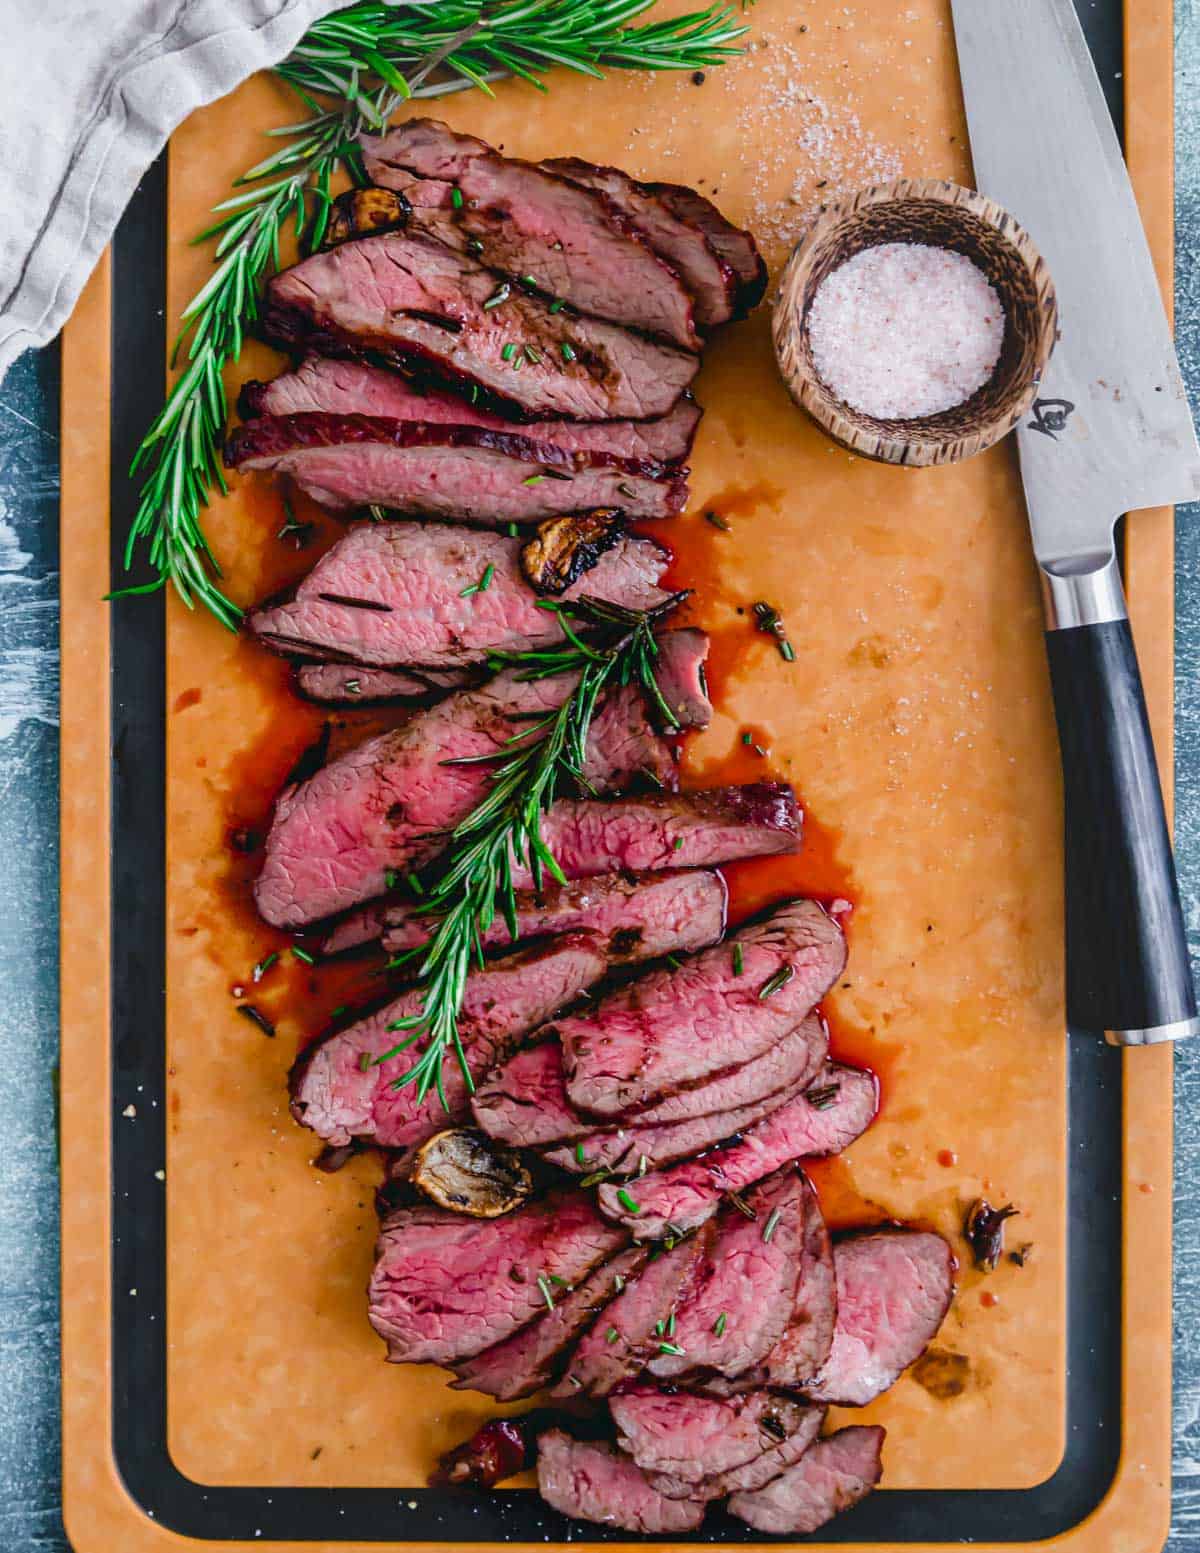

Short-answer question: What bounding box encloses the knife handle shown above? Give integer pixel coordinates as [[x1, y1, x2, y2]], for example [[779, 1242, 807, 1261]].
[[1042, 558, 1199, 1044]]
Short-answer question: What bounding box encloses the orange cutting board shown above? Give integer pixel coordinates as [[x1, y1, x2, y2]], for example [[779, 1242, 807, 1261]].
[[59, 0, 1177, 1547]]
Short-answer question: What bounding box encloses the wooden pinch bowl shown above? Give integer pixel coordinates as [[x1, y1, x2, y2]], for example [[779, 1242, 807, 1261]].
[[772, 178, 1058, 466]]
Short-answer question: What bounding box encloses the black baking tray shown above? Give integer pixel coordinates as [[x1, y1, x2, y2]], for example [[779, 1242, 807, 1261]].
[[105, 3, 1127, 1540]]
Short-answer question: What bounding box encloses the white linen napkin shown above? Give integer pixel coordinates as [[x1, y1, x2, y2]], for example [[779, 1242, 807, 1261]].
[[0, 0, 351, 380]]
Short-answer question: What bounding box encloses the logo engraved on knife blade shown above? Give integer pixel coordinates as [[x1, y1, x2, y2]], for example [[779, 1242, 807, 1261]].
[[1028, 398, 1076, 440]]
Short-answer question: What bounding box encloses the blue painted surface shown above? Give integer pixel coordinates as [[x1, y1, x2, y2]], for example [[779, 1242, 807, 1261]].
[[2, 14, 1200, 1549]]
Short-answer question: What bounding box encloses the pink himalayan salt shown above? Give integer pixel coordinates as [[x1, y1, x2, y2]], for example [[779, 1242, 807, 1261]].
[[807, 242, 1005, 420]]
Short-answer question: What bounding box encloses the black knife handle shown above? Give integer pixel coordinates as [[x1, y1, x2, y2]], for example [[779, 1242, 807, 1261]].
[[1044, 592, 1198, 1043]]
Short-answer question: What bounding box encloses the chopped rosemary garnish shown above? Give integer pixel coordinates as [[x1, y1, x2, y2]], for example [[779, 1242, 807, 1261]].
[[521, 273, 538, 287], [524, 344, 542, 365], [385, 868, 399, 890], [407, 872, 424, 896], [742, 731, 752, 744], [666, 1310, 676, 1337], [575, 1141, 587, 1166], [752, 601, 796, 663], [705, 510, 731, 531], [672, 836, 684, 851], [560, 341, 577, 362], [501, 342, 517, 361], [713, 1311, 727, 1337], [657, 1340, 686, 1357], [606, 1326, 620, 1344], [507, 522, 520, 537], [726, 1189, 756, 1219], [654, 1318, 665, 1336], [291, 945, 316, 965], [467, 237, 485, 255], [483, 283, 512, 310], [616, 482, 637, 498], [806, 1082, 841, 1110], [549, 298, 565, 314], [732, 944, 744, 976], [780, 639, 796, 663], [638, 1154, 648, 1177], [536, 1273, 556, 1311], [759, 965, 795, 1000], [460, 565, 494, 597], [579, 1168, 612, 1189], [344, 679, 362, 695], [762, 1207, 782, 1243], [450, 186, 464, 210], [522, 473, 544, 485], [616, 1188, 642, 1215], [614, 1275, 626, 1294], [252, 951, 278, 982]]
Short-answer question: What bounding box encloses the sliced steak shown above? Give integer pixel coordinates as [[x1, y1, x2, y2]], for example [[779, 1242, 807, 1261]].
[[289, 934, 608, 1151], [261, 231, 699, 421], [612, 1385, 816, 1483], [248, 521, 671, 669], [323, 781, 792, 954], [526, 780, 800, 885], [383, 868, 726, 961], [545, 1078, 810, 1177], [226, 415, 688, 522], [255, 633, 706, 928], [296, 662, 474, 705], [536, 1430, 705, 1535], [647, 1168, 809, 1381], [649, 182, 768, 314], [803, 1229, 955, 1406], [599, 1063, 878, 1238], [728, 1426, 885, 1536], [449, 1244, 647, 1400], [559, 900, 845, 1119], [240, 357, 703, 464], [545, 157, 736, 329], [361, 120, 700, 349], [477, 1012, 823, 1155], [651, 1403, 826, 1502], [552, 1227, 710, 1398], [368, 1190, 626, 1364]]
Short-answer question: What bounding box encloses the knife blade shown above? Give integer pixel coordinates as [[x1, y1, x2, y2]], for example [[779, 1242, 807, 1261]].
[[951, 0, 1200, 1044]]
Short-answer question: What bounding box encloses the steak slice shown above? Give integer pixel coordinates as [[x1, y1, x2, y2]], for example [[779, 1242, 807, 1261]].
[[536, 1430, 704, 1535], [761, 1171, 838, 1385], [525, 781, 800, 886], [322, 781, 793, 954], [240, 357, 703, 464], [544, 157, 737, 329], [248, 521, 671, 669], [651, 1402, 826, 1502], [261, 231, 699, 421], [226, 415, 687, 523], [296, 662, 473, 705], [450, 1244, 647, 1400], [559, 900, 845, 1119], [599, 1063, 878, 1238], [552, 1226, 710, 1398], [612, 1385, 816, 1482], [289, 934, 608, 1151], [803, 1229, 956, 1406], [648, 182, 768, 315], [255, 632, 707, 928], [361, 120, 700, 350], [647, 1168, 810, 1381], [728, 1426, 885, 1536], [368, 1190, 627, 1363], [383, 868, 726, 962]]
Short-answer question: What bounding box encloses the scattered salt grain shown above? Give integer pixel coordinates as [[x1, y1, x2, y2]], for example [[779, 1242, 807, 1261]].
[[807, 242, 1004, 419]]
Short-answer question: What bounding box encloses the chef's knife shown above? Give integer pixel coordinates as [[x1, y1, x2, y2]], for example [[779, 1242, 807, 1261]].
[[950, 0, 1200, 1043]]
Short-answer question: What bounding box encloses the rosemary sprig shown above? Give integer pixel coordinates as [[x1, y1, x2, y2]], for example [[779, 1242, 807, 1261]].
[[373, 592, 685, 1103], [120, 0, 748, 626]]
